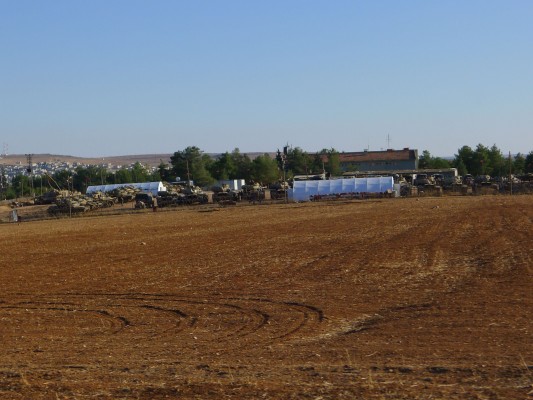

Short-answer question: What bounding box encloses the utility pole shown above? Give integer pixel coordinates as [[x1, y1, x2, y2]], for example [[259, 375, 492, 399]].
[[509, 151, 512, 196], [186, 160, 191, 186], [282, 154, 288, 204], [26, 153, 34, 199], [386, 134, 392, 149], [1, 142, 8, 158], [282, 145, 289, 203]]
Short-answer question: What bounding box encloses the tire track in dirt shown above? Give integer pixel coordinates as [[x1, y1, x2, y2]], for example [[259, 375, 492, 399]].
[[0, 303, 128, 334], [342, 303, 435, 335], [0, 293, 325, 347]]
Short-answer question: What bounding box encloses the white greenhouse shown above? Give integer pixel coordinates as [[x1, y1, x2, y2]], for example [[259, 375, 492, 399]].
[[290, 177, 394, 202], [86, 182, 167, 195]]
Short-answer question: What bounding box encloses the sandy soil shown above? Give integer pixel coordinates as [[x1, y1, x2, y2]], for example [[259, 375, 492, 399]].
[[0, 196, 531, 399]]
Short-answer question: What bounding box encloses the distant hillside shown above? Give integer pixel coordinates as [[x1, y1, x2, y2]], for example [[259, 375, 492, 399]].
[[0, 153, 174, 166], [0, 152, 274, 167]]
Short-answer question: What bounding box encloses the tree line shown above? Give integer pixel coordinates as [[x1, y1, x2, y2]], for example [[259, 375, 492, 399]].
[[2, 144, 533, 199], [164, 144, 533, 186], [160, 146, 343, 187], [419, 144, 533, 177]]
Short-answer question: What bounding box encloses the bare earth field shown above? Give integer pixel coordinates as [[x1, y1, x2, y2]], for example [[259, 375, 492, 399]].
[[0, 196, 531, 399]]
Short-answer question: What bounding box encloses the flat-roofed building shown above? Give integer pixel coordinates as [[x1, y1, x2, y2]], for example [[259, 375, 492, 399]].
[[336, 148, 418, 172]]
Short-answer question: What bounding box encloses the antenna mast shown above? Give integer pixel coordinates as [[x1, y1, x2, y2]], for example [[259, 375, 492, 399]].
[[0, 143, 7, 159]]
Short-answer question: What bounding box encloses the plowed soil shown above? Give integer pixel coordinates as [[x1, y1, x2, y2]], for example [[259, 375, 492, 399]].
[[0, 196, 531, 399]]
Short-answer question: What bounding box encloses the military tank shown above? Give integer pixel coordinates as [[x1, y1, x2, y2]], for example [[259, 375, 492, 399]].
[[269, 181, 289, 200], [212, 184, 240, 203], [176, 186, 209, 205], [241, 182, 265, 202]]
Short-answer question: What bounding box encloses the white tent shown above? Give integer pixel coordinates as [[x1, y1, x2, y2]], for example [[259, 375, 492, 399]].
[[86, 182, 167, 195], [290, 177, 394, 202]]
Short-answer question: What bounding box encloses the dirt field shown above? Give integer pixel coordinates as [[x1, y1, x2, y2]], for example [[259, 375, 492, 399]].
[[0, 196, 531, 399]]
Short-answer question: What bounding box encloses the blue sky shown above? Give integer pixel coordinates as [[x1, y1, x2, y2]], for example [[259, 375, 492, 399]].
[[1, 1, 532, 157]]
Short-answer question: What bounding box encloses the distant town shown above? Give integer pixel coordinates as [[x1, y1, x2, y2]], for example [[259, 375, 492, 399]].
[[0, 156, 161, 183]]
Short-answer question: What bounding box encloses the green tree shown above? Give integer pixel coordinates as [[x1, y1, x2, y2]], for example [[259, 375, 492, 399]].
[[194, 158, 214, 186], [432, 157, 451, 169], [105, 171, 116, 184], [453, 146, 475, 175], [73, 166, 91, 192], [131, 162, 151, 182], [31, 175, 51, 196], [5, 187, 16, 200], [455, 158, 467, 176], [72, 165, 106, 192], [525, 151, 533, 173], [231, 148, 253, 181], [286, 147, 312, 175], [52, 170, 73, 190], [170, 146, 214, 186], [513, 153, 525, 174], [275, 149, 284, 171], [11, 174, 31, 197], [487, 144, 505, 177], [420, 150, 451, 169], [324, 148, 342, 176], [251, 154, 280, 184], [310, 153, 325, 174], [419, 150, 432, 169], [115, 169, 133, 184], [472, 144, 490, 176], [157, 160, 172, 182], [210, 152, 237, 180]]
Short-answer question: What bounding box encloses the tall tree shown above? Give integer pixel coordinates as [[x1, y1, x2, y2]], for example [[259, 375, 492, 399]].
[[472, 144, 490, 176], [419, 150, 432, 169], [131, 162, 151, 182], [453, 146, 475, 175], [432, 157, 451, 169], [158, 160, 172, 182], [513, 153, 525, 175], [210, 152, 237, 180], [310, 153, 326, 174], [286, 147, 312, 175], [72, 165, 107, 192], [455, 158, 467, 176], [487, 144, 505, 177], [525, 151, 533, 173], [115, 169, 133, 184], [275, 149, 284, 171], [170, 146, 214, 186], [324, 148, 342, 176], [419, 150, 451, 170], [251, 154, 280, 184], [231, 148, 253, 181], [11, 174, 31, 197]]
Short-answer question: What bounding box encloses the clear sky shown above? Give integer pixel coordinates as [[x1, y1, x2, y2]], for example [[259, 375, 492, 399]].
[[1, 1, 532, 157]]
